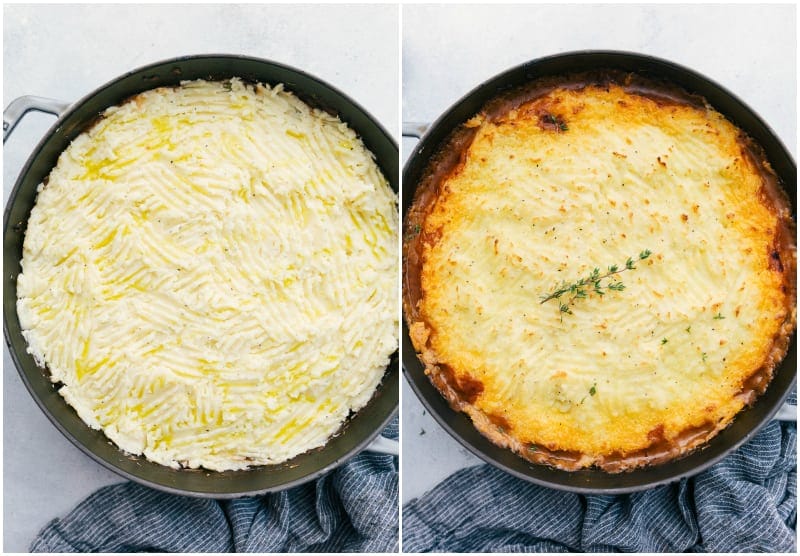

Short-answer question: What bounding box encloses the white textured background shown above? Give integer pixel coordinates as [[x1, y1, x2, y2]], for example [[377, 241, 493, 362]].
[[401, 3, 796, 504], [3, 4, 398, 551]]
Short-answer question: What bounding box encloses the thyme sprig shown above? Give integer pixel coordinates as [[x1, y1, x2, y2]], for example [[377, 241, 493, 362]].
[[540, 250, 652, 317]]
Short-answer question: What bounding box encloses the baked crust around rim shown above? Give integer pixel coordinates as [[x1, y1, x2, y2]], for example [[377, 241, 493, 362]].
[[403, 72, 796, 472]]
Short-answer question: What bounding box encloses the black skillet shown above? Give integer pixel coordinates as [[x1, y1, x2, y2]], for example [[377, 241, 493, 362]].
[[402, 51, 796, 494], [4, 54, 399, 498]]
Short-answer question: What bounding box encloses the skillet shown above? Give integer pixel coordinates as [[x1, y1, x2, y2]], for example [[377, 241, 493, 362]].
[[401, 50, 796, 494], [4, 54, 399, 498]]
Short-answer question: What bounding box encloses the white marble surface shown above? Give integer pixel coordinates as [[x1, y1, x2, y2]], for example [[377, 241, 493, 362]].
[[401, 3, 796, 504], [3, 4, 398, 552]]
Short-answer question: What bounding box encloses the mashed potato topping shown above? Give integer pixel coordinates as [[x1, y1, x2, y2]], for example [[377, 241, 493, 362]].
[[17, 79, 398, 471], [405, 77, 795, 471]]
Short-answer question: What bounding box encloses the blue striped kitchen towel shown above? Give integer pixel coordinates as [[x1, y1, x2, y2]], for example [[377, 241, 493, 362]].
[[30, 417, 398, 553], [403, 396, 796, 553]]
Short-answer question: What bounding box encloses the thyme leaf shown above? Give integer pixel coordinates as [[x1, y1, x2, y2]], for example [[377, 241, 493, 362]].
[[406, 223, 422, 240], [542, 113, 568, 131]]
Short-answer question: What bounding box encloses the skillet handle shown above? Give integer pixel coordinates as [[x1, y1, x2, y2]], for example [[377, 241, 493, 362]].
[[3, 96, 71, 143], [364, 435, 399, 456], [773, 402, 796, 421], [402, 121, 429, 139]]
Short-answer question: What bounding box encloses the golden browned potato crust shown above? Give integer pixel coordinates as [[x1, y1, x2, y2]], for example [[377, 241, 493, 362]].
[[403, 72, 795, 472]]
